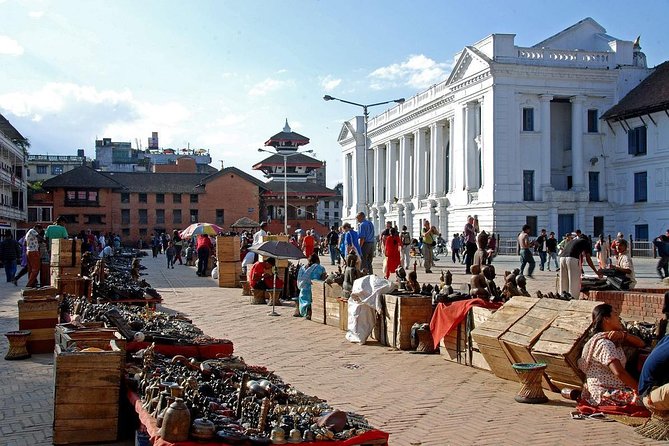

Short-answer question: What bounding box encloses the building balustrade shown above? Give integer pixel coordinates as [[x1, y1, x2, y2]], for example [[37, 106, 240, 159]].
[[515, 47, 611, 68], [543, 189, 590, 202]]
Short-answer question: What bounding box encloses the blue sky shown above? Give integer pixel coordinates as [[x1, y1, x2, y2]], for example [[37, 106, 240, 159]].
[[1, 0, 667, 187]]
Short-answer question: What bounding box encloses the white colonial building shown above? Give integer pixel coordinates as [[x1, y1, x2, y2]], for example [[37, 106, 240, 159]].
[[338, 18, 667, 241]]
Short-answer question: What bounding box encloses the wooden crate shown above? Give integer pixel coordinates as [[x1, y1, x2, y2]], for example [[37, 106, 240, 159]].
[[471, 296, 539, 382], [216, 236, 241, 262], [218, 261, 242, 288], [259, 235, 289, 268], [325, 282, 344, 328], [18, 298, 59, 354], [21, 286, 58, 300], [440, 306, 495, 371], [53, 340, 123, 445], [532, 300, 600, 389], [55, 324, 125, 352], [50, 266, 80, 285], [53, 276, 92, 298], [339, 299, 348, 331], [50, 239, 82, 267], [380, 294, 434, 350], [311, 280, 326, 324]]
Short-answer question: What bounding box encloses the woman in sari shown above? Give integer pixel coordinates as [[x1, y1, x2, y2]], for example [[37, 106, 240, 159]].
[[577, 303, 645, 407], [296, 253, 327, 319], [384, 227, 402, 279]]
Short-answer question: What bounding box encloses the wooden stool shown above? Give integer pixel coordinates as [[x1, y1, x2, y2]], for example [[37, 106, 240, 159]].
[[241, 281, 251, 296], [512, 363, 548, 404], [5, 330, 31, 360], [266, 289, 282, 306], [250, 289, 266, 305]]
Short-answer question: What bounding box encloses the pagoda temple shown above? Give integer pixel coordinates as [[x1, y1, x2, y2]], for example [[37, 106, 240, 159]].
[[254, 120, 336, 235]]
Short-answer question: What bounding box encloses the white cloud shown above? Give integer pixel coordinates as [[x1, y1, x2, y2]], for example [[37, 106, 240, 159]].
[[0, 35, 24, 56], [368, 54, 450, 90], [248, 78, 293, 97], [320, 75, 341, 92], [29, 11, 45, 18]]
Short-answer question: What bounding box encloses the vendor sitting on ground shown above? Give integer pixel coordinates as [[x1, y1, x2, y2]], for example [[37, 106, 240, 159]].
[[639, 329, 669, 417], [612, 239, 637, 290], [577, 303, 645, 407], [248, 257, 283, 291]]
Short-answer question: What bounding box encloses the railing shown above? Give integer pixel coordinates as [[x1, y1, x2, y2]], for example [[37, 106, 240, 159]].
[[0, 205, 27, 221], [516, 47, 612, 68], [28, 155, 84, 162], [496, 238, 658, 258]]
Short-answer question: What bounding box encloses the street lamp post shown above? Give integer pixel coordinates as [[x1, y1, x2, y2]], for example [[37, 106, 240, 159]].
[[323, 95, 405, 215], [258, 148, 314, 235]]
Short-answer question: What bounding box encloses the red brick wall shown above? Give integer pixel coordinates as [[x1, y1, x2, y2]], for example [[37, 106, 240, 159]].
[[50, 188, 115, 237], [586, 289, 669, 323], [199, 171, 261, 230]]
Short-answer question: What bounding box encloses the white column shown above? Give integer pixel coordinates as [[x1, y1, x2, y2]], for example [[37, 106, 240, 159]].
[[414, 128, 426, 198], [571, 95, 585, 191], [464, 103, 477, 191], [430, 122, 443, 196], [448, 118, 454, 193], [386, 140, 397, 204], [399, 135, 411, 200], [539, 94, 553, 197], [373, 146, 385, 206]]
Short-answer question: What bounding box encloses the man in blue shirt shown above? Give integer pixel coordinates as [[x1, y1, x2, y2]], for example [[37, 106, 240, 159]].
[[639, 326, 669, 415], [342, 223, 362, 259], [356, 212, 375, 275]]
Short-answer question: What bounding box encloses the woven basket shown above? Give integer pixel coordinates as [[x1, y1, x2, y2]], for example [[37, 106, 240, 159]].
[[250, 289, 266, 305], [241, 281, 251, 296], [416, 327, 436, 353], [266, 289, 282, 306]]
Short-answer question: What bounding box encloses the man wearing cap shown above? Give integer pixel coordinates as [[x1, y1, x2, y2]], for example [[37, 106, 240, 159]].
[[356, 212, 375, 274], [559, 233, 601, 298]]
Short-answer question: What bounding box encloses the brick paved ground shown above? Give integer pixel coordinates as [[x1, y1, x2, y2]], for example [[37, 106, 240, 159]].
[[0, 252, 667, 446]]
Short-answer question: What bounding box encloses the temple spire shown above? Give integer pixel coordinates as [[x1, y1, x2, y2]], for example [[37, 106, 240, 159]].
[[283, 119, 291, 133]]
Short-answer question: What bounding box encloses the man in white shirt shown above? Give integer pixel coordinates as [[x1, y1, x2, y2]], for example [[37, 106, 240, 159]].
[[253, 222, 267, 246]]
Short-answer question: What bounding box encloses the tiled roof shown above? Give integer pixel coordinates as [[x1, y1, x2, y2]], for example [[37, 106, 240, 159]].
[[200, 166, 268, 189], [264, 130, 310, 146], [103, 172, 209, 193], [602, 61, 669, 121], [253, 153, 323, 169], [263, 181, 336, 197], [42, 166, 123, 189], [0, 113, 26, 143]]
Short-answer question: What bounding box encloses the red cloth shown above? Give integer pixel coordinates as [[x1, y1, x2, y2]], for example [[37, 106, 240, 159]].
[[303, 235, 315, 257], [576, 399, 650, 417], [429, 299, 502, 349], [129, 390, 389, 446], [384, 235, 401, 279]]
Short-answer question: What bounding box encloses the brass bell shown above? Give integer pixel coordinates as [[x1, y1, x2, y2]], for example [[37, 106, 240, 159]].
[[270, 426, 286, 444]]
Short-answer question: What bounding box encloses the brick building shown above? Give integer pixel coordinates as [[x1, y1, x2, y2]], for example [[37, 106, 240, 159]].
[[42, 164, 266, 244]]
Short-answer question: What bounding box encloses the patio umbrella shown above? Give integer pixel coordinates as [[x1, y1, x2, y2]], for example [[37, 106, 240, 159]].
[[248, 241, 306, 260], [180, 222, 224, 238]]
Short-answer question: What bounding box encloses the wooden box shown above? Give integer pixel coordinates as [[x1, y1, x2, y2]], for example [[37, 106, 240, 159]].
[[50, 239, 82, 267], [325, 283, 344, 328], [218, 261, 242, 288], [471, 296, 538, 382], [55, 324, 125, 352], [311, 280, 326, 324], [259, 235, 289, 268], [21, 286, 58, 300], [18, 298, 59, 354], [440, 306, 495, 371], [339, 299, 348, 331], [216, 236, 241, 262], [53, 276, 92, 298], [53, 340, 123, 445], [50, 266, 81, 285], [380, 294, 433, 350], [532, 300, 600, 389]]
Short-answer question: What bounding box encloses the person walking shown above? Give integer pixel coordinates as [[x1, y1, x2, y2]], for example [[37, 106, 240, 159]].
[[0, 232, 20, 283], [12, 236, 28, 286], [196, 233, 213, 276], [421, 220, 438, 274], [653, 229, 669, 279], [172, 230, 183, 265], [151, 233, 160, 258], [463, 216, 477, 274], [595, 234, 611, 269], [535, 229, 548, 271], [301, 230, 315, 258], [166, 241, 176, 269], [400, 226, 412, 269], [25, 224, 42, 288], [384, 227, 402, 279], [546, 231, 559, 271], [559, 233, 601, 298], [326, 225, 340, 266], [518, 224, 536, 278], [356, 212, 375, 274], [451, 233, 461, 264]]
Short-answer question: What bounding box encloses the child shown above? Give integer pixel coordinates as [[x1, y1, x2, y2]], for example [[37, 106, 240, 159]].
[[185, 244, 194, 266], [166, 241, 176, 269]]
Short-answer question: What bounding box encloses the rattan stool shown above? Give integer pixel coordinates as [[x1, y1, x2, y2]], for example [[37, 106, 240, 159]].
[[512, 363, 548, 404], [241, 281, 251, 296], [250, 289, 266, 305], [266, 289, 282, 306], [5, 330, 31, 360]]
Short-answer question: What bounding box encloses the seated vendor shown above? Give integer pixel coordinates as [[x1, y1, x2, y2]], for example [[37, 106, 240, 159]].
[[612, 239, 637, 290], [247, 257, 283, 290], [577, 303, 645, 407], [639, 333, 669, 416]]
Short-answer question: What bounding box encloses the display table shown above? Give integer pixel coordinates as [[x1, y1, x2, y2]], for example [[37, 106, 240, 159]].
[[125, 340, 233, 359], [128, 391, 389, 446]]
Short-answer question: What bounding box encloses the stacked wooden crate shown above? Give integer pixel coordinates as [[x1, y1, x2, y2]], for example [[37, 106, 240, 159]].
[[216, 236, 242, 287], [532, 299, 600, 390], [53, 340, 123, 444], [18, 288, 59, 354], [440, 306, 496, 371], [379, 294, 434, 350], [55, 323, 126, 353], [471, 296, 539, 382], [260, 234, 290, 269], [50, 239, 89, 297]]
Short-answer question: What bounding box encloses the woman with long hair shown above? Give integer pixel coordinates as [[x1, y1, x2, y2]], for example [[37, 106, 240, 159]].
[[577, 303, 645, 406], [384, 227, 402, 279]]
